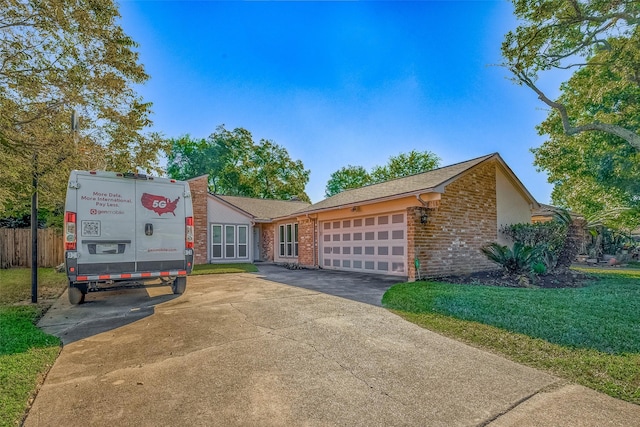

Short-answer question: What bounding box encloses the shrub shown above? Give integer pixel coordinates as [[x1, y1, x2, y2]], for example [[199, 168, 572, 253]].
[[481, 242, 537, 275], [500, 211, 578, 271], [531, 261, 547, 275]]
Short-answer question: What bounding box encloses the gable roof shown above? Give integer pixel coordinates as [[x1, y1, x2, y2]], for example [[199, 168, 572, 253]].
[[206, 153, 538, 222], [298, 154, 502, 214], [532, 203, 559, 219], [214, 194, 310, 222], [532, 203, 582, 220]]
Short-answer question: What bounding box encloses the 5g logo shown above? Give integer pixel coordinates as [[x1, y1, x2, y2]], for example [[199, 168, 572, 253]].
[[152, 199, 168, 209]]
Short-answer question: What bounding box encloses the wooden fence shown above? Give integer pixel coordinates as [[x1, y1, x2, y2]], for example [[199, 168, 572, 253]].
[[0, 228, 64, 268]]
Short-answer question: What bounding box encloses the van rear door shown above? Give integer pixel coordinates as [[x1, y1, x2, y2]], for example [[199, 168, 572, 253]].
[[135, 180, 187, 271], [75, 173, 137, 275]]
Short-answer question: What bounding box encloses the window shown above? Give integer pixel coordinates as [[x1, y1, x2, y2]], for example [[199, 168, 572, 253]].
[[238, 226, 248, 258], [211, 224, 249, 260], [279, 226, 285, 257], [286, 224, 293, 256], [225, 225, 235, 258], [279, 223, 299, 258], [212, 225, 222, 259]]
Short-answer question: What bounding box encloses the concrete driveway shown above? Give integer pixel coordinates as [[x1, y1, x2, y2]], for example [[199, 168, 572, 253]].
[[27, 267, 639, 426], [256, 263, 402, 306]]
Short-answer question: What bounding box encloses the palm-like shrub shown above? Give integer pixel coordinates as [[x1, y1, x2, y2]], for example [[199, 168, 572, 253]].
[[481, 242, 537, 275]]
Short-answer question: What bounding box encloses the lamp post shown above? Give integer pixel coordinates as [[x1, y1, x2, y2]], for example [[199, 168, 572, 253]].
[[31, 152, 38, 303]]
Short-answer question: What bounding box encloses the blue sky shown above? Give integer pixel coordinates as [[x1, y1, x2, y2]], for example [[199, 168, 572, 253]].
[[119, 1, 560, 204]]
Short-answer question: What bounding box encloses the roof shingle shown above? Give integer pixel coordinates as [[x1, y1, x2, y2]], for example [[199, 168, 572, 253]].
[[215, 195, 310, 221], [298, 154, 495, 213]]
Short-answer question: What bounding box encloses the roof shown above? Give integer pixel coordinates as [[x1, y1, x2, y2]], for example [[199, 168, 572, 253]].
[[207, 153, 538, 221], [214, 194, 310, 221], [298, 153, 508, 214], [532, 203, 583, 220], [532, 203, 560, 218]]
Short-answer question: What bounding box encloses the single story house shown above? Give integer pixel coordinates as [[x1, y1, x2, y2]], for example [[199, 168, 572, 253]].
[[189, 153, 539, 280]]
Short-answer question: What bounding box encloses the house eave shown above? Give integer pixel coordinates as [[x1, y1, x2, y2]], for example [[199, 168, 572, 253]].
[[291, 188, 441, 217]]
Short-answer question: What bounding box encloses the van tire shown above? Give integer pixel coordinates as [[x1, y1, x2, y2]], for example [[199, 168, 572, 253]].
[[172, 277, 186, 294], [68, 285, 86, 305]]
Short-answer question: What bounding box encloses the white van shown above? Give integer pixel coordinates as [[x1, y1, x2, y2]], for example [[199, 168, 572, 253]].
[[63, 170, 194, 304]]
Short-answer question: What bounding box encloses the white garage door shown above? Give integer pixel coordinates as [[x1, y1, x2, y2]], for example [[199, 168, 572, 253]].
[[320, 212, 407, 276]]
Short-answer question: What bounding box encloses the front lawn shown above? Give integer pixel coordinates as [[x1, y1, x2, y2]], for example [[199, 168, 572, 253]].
[[382, 268, 640, 404], [191, 263, 258, 275], [0, 268, 67, 306], [0, 268, 66, 427]]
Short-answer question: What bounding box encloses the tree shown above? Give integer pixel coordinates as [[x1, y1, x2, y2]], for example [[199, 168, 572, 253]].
[[0, 0, 167, 220], [243, 139, 311, 201], [502, 0, 640, 149], [166, 125, 311, 202], [502, 0, 640, 229], [533, 106, 640, 229], [324, 149, 441, 197], [324, 166, 371, 198], [370, 150, 441, 183]]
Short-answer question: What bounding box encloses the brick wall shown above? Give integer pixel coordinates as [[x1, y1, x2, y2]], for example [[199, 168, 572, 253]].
[[297, 217, 317, 267], [408, 161, 499, 279], [260, 223, 275, 262], [188, 175, 209, 265]]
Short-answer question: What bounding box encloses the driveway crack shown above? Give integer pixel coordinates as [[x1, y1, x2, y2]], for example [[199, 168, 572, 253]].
[[476, 380, 568, 427]]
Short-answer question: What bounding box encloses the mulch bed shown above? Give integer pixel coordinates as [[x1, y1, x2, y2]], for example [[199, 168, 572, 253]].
[[430, 269, 594, 288]]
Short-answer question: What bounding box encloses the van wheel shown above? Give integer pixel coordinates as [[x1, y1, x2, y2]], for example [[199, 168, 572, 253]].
[[68, 285, 86, 305], [172, 277, 186, 294]]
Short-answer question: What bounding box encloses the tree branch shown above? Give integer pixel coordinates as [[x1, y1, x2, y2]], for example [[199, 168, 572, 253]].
[[515, 70, 640, 151]]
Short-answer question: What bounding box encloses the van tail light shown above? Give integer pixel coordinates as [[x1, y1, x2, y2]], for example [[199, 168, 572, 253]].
[[65, 211, 77, 250], [185, 216, 194, 249]]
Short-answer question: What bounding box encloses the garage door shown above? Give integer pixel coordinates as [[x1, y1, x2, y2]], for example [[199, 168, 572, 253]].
[[320, 213, 407, 276]]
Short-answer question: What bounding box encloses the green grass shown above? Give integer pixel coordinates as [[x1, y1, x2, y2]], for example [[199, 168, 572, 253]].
[[0, 268, 68, 305], [382, 268, 640, 404], [0, 269, 66, 427], [0, 306, 61, 427], [191, 263, 258, 275]]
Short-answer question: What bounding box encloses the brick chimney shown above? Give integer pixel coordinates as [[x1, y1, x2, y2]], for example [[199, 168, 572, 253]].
[[187, 175, 209, 265]]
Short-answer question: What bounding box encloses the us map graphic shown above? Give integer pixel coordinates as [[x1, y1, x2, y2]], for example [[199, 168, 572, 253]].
[[141, 193, 180, 216]]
